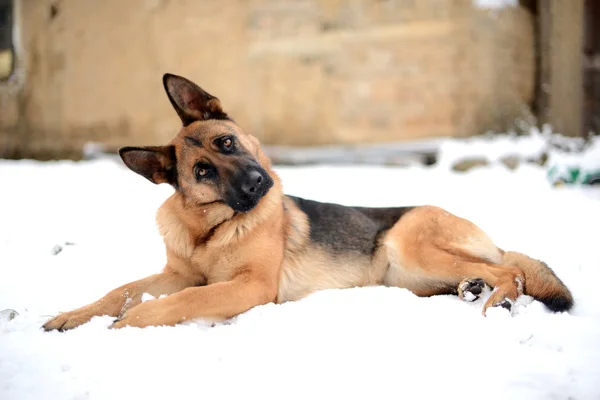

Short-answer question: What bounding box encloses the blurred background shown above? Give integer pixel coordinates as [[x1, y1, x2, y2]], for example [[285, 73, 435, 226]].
[[0, 0, 597, 165]]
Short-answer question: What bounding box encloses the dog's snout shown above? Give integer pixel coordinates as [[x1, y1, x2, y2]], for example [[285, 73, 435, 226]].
[[242, 170, 263, 194], [227, 165, 273, 212]]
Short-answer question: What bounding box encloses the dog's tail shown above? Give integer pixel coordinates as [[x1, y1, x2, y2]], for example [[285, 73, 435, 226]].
[[501, 250, 574, 312]]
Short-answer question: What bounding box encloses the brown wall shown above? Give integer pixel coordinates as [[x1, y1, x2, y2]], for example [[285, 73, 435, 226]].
[[0, 0, 535, 159]]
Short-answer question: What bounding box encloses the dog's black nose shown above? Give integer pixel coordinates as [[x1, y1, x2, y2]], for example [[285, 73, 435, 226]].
[[241, 170, 263, 194]]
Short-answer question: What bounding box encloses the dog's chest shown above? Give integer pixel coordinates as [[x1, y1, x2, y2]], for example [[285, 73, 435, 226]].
[[276, 244, 378, 303], [186, 245, 242, 283]]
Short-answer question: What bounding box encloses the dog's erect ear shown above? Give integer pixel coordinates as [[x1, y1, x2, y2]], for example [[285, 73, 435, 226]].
[[162, 73, 228, 126], [118, 146, 177, 185]]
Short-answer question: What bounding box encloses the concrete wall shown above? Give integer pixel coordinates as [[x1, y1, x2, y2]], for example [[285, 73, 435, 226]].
[[0, 0, 535, 159]]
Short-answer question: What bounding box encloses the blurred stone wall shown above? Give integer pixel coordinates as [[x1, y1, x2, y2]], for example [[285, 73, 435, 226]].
[[0, 0, 535, 159]]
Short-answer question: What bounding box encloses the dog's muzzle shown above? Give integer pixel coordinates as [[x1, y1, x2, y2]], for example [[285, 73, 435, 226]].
[[226, 167, 273, 212]]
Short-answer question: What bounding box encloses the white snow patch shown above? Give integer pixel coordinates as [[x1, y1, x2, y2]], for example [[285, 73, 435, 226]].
[[485, 304, 512, 319], [140, 293, 168, 302], [436, 128, 547, 169], [1, 144, 600, 399], [463, 291, 477, 302], [140, 293, 155, 303], [473, 0, 518, 9], [515, 276, 524, 295]]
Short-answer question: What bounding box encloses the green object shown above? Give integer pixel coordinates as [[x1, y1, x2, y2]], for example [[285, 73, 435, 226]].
[[547, 165, 600, 186]]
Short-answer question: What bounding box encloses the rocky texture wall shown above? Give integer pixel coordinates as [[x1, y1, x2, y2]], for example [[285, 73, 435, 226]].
[[0, 0, 535, 159]]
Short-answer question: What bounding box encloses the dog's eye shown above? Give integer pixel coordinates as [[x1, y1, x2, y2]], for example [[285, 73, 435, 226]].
[[194, 164, 214, 180], [219, 136, 234, 153]]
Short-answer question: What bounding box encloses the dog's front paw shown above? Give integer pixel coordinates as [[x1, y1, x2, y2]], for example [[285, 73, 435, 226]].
[[42, 307, 100, 332], [109, 299, 177, 329]]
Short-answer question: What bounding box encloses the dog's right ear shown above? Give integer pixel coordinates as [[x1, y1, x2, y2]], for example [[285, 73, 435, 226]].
[[118, 146, 177, 185]]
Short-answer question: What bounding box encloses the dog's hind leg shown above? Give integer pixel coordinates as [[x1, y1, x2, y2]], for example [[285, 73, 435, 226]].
[[445, 260, 524, 313], [380, 206, 525, 315], [383, 250, 524, 314]]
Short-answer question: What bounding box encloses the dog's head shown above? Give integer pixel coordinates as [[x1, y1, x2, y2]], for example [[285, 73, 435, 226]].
[[118, 73, 274, 213]]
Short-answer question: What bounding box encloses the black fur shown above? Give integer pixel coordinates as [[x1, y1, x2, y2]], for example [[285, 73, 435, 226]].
[[537, 261, 574, 312], [226, 165, 273, 213], [185, 136, 203, 148], [538, 293, 574, 312], [287, 196, 414, 256]]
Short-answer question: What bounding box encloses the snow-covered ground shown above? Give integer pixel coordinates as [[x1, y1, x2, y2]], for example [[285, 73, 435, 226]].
[[473, 0, 518, 9], [1, 135, 600, 400]]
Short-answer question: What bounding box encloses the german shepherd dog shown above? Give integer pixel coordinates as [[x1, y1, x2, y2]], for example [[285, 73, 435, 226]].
[[43, 74, 574, 332]]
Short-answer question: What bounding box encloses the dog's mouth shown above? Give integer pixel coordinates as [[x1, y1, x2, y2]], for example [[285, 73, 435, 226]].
[[225, 170, 274, 213]]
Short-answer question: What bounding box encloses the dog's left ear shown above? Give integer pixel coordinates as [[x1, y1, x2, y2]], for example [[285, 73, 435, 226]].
[[163, 73, 228, 126], [118, 145, 177, 185]]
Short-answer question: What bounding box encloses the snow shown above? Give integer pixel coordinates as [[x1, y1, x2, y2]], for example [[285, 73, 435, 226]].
[[473, 0, 518, 9], [547, 134, 600, 172], [140, 293, 155, 303], [1, 136, 600, 400], [140, 293, 167, 303], [436, 128, 547, 169], [463, 291, 477, 302]]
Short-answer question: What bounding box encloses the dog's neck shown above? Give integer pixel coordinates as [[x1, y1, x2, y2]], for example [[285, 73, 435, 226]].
[[156, 169, 285, 257]]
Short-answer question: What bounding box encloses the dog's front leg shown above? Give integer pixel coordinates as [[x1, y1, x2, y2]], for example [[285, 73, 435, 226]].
[[42, 269, 199, 332], [109, 272, 277, 329]]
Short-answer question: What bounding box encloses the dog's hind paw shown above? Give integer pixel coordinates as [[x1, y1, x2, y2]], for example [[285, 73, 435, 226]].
[[458, 278, 489, 302]]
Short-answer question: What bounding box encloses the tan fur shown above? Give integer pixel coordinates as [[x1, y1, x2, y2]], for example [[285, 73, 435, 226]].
[[42, 270, 199, 331], [42, 74, 573, 332]]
